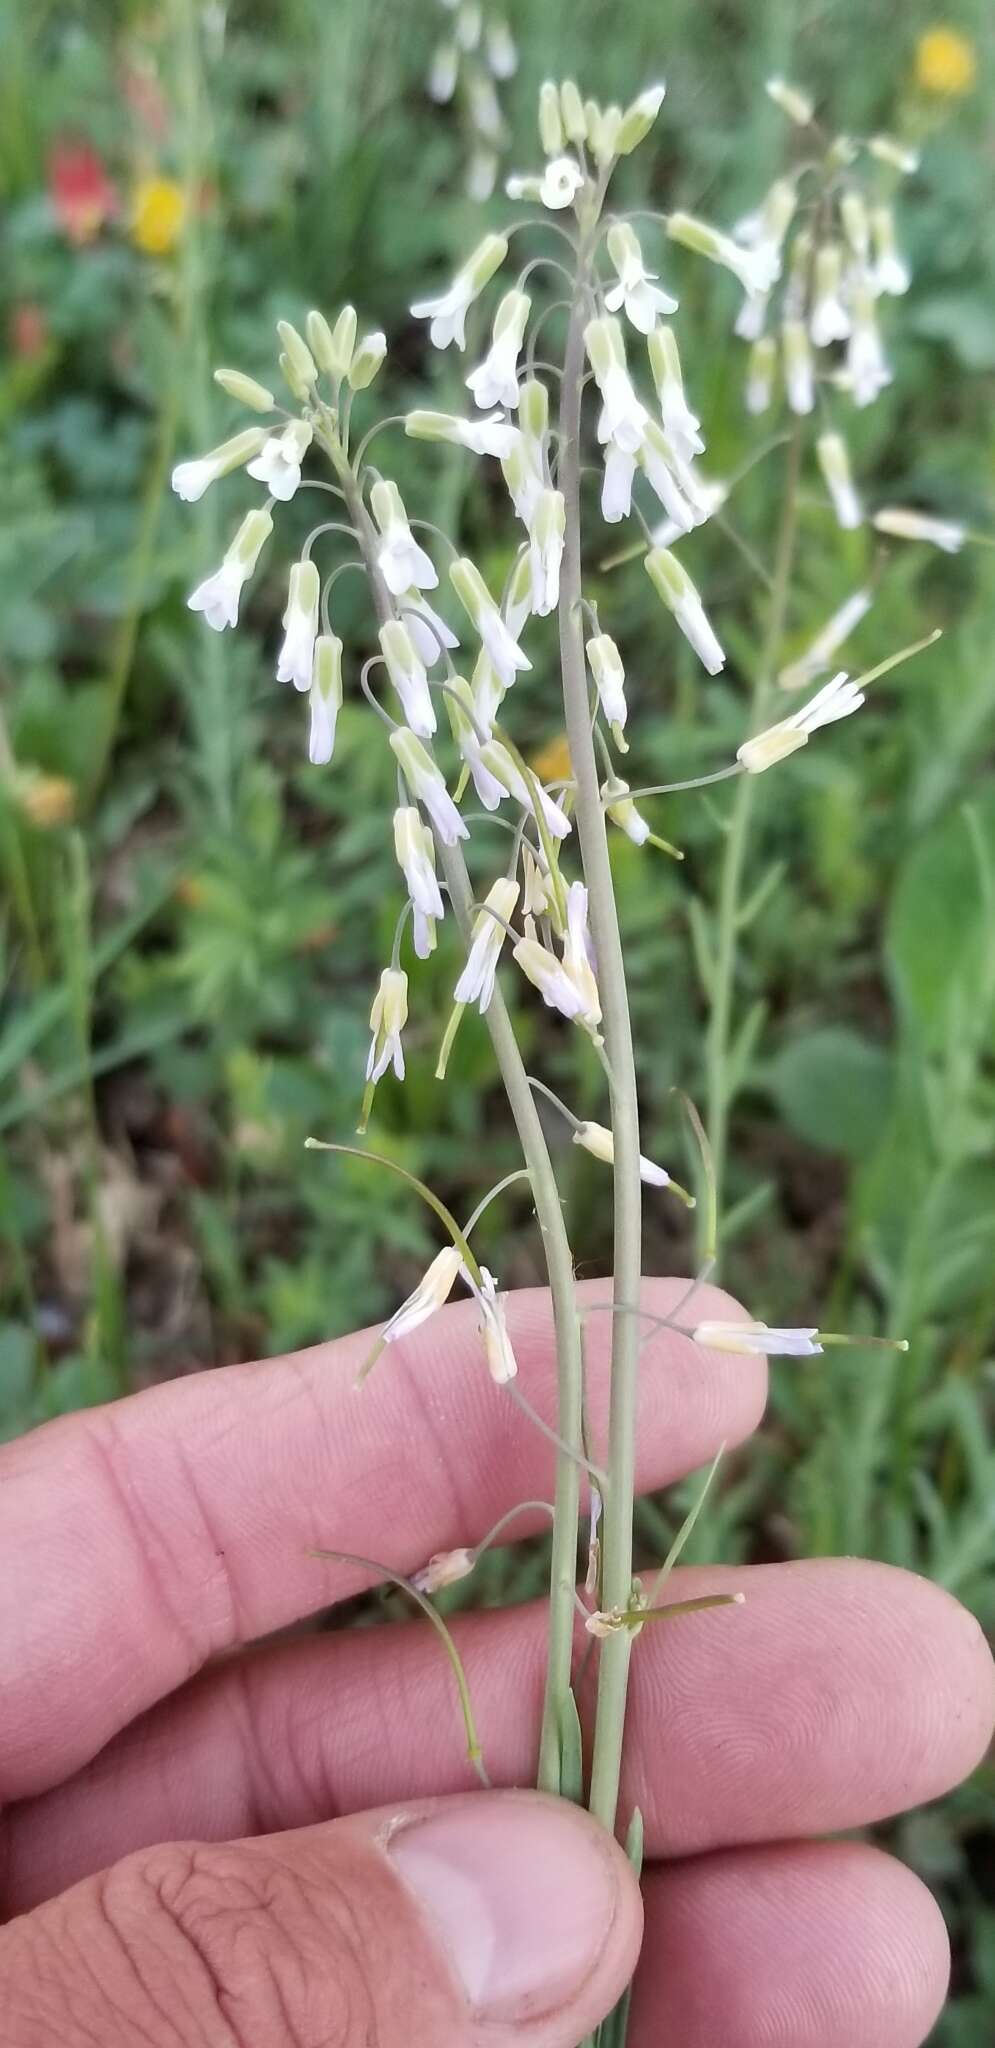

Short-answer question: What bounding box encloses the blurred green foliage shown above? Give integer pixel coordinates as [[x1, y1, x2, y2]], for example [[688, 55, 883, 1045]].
[[1, 0, 994, 2033]]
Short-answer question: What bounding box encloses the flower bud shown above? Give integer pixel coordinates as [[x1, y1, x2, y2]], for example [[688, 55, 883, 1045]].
[[840, 189, 870, 263], [587, 633, 627, 742], [538, 79, 563, 154], [348, 330, 387, 389], [560, 79, 587, 145], [276, 319, 317, 391], [427, 41, 458, 104], [589, 102, 622, 167], [745, 334, 777, 415], [380, 619, 436, 736], [616, 81, 666, 154], [171, 427, 269, 502], [518, 375, 549, 443], [213, 367, 275, 413], [765, 75, 814, 124], [868, 134, 919, 175], [666, 210, 778, 296], [816, 430, 862, 530]]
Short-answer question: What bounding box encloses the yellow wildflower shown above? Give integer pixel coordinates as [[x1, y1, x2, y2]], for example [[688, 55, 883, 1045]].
[[530, 733, 573, 783], [131, 175, 186, 256], [915, 27, 977, 96], [16, 771, 76, 829]]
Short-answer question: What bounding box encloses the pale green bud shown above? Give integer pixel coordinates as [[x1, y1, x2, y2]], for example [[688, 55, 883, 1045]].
[[329, 305, 359, 378], [518, 376, 549, 442], [405, 409, 459, 443], [348, 330, 387, 390], [538, 79, 563, 155], [615, 81, 666, 155], [213, 368, 275, 413], [305, 309, 337, 374], [589, 102, 622, 167], [370, 477, 405, 534], [276, 319, 317, 390], [559, 80, 587, 145], [279, 351, 311, 403], [765, 76, 814, 125], [464, 231, 509, 295], [647, 321, 683, 401], [645, 545, 689, 607], [231, 506, 274, 570], [827, 134, 859, 170], [583, 315, 625, 380], [448, 555, 490, 626]]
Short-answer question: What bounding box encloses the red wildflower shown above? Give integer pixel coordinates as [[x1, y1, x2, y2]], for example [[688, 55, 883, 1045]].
[[10, 303, 49, 359], [47, 141, 118, 244]]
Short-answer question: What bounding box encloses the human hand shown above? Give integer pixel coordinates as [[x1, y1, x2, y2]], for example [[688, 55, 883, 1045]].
[[2, 1279, 992, 2047]]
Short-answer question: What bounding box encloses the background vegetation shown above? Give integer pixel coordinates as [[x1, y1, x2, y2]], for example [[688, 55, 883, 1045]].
[[1, 0, 993, 2034]]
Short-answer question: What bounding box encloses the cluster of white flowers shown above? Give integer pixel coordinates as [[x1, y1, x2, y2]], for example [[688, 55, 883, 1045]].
[[425, 0, 517, 200]]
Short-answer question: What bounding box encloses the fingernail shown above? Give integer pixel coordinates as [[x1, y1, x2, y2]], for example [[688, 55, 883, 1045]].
[[389, 1791, 618, 2024]]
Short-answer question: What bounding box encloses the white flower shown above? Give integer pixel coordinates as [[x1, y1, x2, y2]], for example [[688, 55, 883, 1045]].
[[502, 554, 533, 646], [615, 81, 667, 155], [513, 883, 601, 1034], [782, 319, 814, 414], [466, 289, 530, 410], [427, 41, 458, 103], [477, 1267, 518, 1382], [810, 244, 851, 347], [466, 148, 499, 203], [734, 178, 796, 297], [308, 634, 343, 764], [521, 844, 553, 916], [587, 633, 627, 736], [765, 76, 814, 125], [871, 205, 910, 297], [601, 774, 650, 843], [646, 325, 703, 462], [383, 1245, 462, 1343], [485, 18, 517, 79], [390, 728, 469, 846], [645, 547, 725, 674], [453, 877, 520, 1011], [477, 739, 571, 838], [737, 671, 865, 773], [573, 1119, 672, 1187], [872, 506, 966, 553], [246, 419, 313, 502], [371, 480, 438, 597], [411, 231, 508, 350], [366, 967, 408, 1084], [778, 589, 873, 691], [745, 335, 777, 416], [667, 210, 781, 297], [379, 619, 436, 737], [601, 442, 636, 523], [187, 507, 272, 632], [652, 474, 727, 548], [527, 487, 565, 615], [604, 223, 678, 335], [471, 648, 507, 735], [537, 155, 585, 208], [637, 422, 698, 535], [693, 1320, 822, 1357], [449, 557, 531, 689], [400, 592, 461, 669], [276, 560, 321, 692], [735, 290, 769, 342], [502, 438, 545, 527], [393, 805, 445, 927], [845, 286, 892, 408], [171, 427, 268, 502], [412, 1546, 475, 1594], [405, 409, 520, 458], [562, 880, 601, 1030], [816, 431, 862, 531], [513, 934, 589, 1023], [586, 318, 649, 455]]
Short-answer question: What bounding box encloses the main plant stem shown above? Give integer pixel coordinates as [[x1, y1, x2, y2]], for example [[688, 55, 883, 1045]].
[[705, 425, 803, 1252], [558, 229, 643, 1830], [327, 435, 584, 1794]]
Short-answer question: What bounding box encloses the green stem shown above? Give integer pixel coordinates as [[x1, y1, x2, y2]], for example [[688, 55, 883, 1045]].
[[325, 429, 584, 1794], [704, 425, 803, 1257], [558, 228, 643, 1831]]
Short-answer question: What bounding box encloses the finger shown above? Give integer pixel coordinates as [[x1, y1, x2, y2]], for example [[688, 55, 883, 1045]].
[[0, 1792, 641, 2048], [6, 1559, 991, 1912], [0, 1277, 761, 1805], [629, 1841, 949, 2047]]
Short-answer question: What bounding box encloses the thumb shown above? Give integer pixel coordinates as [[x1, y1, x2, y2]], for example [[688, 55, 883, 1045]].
[[2, 1790, 643, 2047]]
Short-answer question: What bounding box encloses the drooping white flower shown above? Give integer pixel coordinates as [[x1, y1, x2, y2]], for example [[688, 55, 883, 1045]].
[[645, 547, 725, 674], [562, 881, 601, 1029], [477, 738, 572, 838], [872, 507, 966, 553], [371, 480, 438, 597], [667, 210, 781, 298], [187, 507, 273, 632], [870, 204, 910, 296], [845, 284, 892, 408], [383, 1245, 462, 1344], [393, 804, 445, 932], [816, 431, 862, 530], [405, 408, 520, 458], [245, 418, 313, 502], [276, 559, 321, 692], [745, 334, 777, 415], [605, 223, 678, 335], [693, 1319, 822, 1357], [411, 232, 508, 350], [213, 367, 276, 414], [513, 932, 590, 1024], [449, 557, 532, 689], [379, 619, 436, 737], [412, 1546, 476, 1594], [573, 1118, 672, 1188], [471, 648, 508, 735], [485, 17, 517, 79], [427, 40, 458, 103], [646, 325, 703, 462], [765, 76, 814, 125], [171, 427, 268, 502], [366, 967, 408, 1084], [734, 177, 796, 296], [810, 244, 851, 348], [466, 289, 531, 411], [521, 844, 553, 916], [737, 671, 865, 773], [637, 421, 698, 535], [476, 1266, 518, 1382], [454, 877, 520, 1012], [527, 487, 565, 615], [585, 317, 649, 455], [601, 443, 636, 524], [308, 634, 343, 764], [778, 589, 873, 691], [514, 882, 600, 1034], [390, 728, 469, 846], [601, 774, 651, 843], [587, 633, 627, 738], [400, 592, 461, 669], [782, 318, 815, 414]]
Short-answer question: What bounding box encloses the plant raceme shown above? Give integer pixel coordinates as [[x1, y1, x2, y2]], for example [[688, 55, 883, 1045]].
[[174, 71, 936, 2028]]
